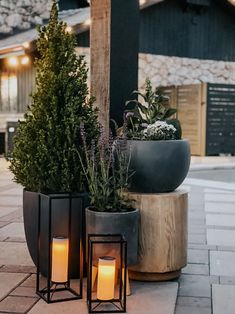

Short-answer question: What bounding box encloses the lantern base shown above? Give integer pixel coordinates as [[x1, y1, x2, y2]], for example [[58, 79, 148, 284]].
[[88, 299, 126, 313], [37, 282, 82, 303], [129, 270, 181, 281]]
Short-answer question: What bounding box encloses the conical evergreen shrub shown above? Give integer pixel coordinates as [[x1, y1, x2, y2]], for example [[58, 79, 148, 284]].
[[9, 1, 99, 193]]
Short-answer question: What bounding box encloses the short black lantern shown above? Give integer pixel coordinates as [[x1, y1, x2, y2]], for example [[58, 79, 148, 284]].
[[36, 194, 83, 303], [87, 234, 127, 313]]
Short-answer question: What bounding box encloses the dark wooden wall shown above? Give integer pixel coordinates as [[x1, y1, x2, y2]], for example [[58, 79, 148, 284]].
[[140, 0, 235, 61], [206, 83, 235, 155], [0, 63, 35, 113], [77, 0, 235, 62], [59, 0, 89, 10], [17, 66, 36, 112], [77, 31, 89, 47]]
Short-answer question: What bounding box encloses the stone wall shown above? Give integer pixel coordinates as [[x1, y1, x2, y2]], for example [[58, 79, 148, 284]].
[[0, 0, 52, 34], [76, 47, 235, 90], [139, 54, 235, 89]]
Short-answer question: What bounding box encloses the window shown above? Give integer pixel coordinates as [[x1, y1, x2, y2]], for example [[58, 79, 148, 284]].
[[0, 72, 17, 113]]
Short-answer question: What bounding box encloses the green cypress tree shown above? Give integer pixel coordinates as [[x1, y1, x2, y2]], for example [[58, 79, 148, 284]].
[[9, 1, 99, 193]]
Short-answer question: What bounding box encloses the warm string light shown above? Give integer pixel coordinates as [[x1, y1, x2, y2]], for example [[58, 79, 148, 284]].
[[66, 25, 73, 33], [21, 56, 30, 65], [7, 55, 30, 67], [84, 18, 91, 26], [22, 41, 30, 49], [8, 57, 18, 67]]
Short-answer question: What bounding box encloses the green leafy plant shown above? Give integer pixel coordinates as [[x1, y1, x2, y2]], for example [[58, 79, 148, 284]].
[[123, 78, 182, 140], [9, 1, 99, 193], [78, 124, 133, 212]]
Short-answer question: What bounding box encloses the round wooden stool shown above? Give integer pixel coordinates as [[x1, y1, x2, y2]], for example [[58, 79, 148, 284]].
[[128, 190, 188, 281]]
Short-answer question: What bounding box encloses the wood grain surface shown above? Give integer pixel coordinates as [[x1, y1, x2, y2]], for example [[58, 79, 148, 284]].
[[128, 190, 188, 280], [90, 0, 110, 133]]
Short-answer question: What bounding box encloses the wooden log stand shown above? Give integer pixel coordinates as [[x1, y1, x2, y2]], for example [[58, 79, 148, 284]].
[[128, 190, 188, 281]]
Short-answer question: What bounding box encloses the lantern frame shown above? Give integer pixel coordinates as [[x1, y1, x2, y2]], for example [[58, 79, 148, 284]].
[[36, 194, 83, 303], [87, 234, 127, 313]]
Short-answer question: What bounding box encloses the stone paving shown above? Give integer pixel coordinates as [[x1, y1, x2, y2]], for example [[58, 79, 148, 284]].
[[1, 157, 235, 313], [175, 169, 235, 314]]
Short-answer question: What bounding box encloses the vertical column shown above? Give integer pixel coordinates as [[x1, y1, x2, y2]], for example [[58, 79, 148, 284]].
[[90, 0, 139, 132]]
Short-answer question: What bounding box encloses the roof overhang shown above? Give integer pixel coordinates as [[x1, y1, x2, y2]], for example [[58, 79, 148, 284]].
[[0, 43, 31, 59], [0, 2, 165, 58], [0, 0, 233, 58], [0, 7, 90, 58]]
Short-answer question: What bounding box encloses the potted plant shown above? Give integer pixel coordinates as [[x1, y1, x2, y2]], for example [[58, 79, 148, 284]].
[[121, 78, 190, 193], [78, 124, 139, 266], [9, 1, 100, 276]]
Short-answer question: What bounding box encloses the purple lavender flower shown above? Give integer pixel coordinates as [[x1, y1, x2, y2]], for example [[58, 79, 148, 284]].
[[125, 112, 134, 119], [80, 122, 87, 152]]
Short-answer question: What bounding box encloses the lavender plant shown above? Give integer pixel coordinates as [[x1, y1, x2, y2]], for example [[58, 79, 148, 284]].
[[78, 124, 133, 212]]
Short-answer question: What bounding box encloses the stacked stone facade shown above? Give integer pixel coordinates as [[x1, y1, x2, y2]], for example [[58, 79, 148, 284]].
[[76, 47, 235, 90], [138, 53, 235, 89], [0, 0, 52, 34]]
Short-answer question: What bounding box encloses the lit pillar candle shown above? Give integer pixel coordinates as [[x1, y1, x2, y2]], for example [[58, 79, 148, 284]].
[[51, 237, 69, 283], [97, 256, 116, 300]]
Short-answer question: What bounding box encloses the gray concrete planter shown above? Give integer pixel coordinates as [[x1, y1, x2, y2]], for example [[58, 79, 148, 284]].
[[127, 139, 190, 193], [86, 207, 139, 266], [23, 189, 89, 277]]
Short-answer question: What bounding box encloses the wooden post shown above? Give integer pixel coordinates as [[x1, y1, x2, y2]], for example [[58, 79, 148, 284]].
[[90, 0, 139, 132]]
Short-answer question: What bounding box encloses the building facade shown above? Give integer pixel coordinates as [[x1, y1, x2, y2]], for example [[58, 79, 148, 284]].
[[0, 0, 235, 154]]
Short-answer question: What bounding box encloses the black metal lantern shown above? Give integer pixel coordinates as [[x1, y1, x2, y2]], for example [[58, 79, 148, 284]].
[[87, 234, 127, 313], [36, 194, 83, 303]]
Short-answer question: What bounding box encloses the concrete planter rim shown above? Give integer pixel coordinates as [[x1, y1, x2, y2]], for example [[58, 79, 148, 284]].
[[126, 138, 189, 143], [86, 206, 139, 265], [86, 206, 139, 215]]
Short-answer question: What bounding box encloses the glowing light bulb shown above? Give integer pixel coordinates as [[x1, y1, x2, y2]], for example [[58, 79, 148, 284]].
[[8, 57, 18, 67], [21, 56, 30, 65], [22, 42, 30, 49], [84, 18, 91, 26], [66, 26, 72, 33]]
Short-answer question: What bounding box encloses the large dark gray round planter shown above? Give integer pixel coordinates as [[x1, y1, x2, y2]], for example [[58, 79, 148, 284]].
[[23, 190, 39, 268], [127, 139, 190, 193], [23, 189, 89, 277], [86, 207, 139, 266]]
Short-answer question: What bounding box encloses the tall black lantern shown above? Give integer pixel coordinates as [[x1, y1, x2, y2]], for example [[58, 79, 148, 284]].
[[87, 234, 127, 313], [36, 194, 83, 303]]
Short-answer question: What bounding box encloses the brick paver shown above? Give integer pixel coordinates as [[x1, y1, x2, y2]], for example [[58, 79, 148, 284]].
[[2, 157, 235, 313]]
